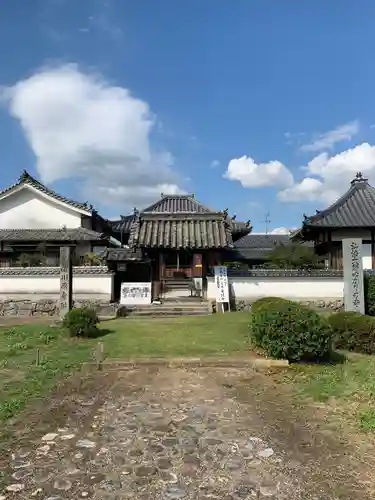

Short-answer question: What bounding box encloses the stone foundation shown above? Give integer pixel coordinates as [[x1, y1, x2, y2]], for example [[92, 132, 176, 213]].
[[209, 298, 344, 313], [0, 299, 118, 317]]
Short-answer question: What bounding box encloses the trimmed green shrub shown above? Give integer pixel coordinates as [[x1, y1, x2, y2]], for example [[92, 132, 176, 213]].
[[62, 307, 99, 338], [250, 297, 333, 362], [364, 273, 375, 316], [328, 311, 375, 354], [251, 297, 294, 313]]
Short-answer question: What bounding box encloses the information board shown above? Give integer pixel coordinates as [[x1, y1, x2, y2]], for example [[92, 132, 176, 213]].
[[120, 282, 152, 305], [214, 266, 229, 303]]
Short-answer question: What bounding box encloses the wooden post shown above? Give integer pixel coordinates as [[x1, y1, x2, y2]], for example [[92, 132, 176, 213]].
[[59, 246, 72, 319], [36, 348, 40, 366]]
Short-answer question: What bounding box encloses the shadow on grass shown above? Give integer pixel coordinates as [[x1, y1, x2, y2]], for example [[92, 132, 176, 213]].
[[88, 327, 113, 339], [293, 350, 347, 366]]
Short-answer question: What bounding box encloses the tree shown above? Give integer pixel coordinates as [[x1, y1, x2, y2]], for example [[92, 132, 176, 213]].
[[266, 243, 321, 269]]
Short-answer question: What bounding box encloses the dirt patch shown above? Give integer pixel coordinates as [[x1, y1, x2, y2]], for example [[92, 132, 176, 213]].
[[234, 368, 375, 498], [0, 366, 374, 499]]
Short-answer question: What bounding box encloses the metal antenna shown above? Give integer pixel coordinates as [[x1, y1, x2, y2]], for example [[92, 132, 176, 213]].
[[262, 212, 271, 234]]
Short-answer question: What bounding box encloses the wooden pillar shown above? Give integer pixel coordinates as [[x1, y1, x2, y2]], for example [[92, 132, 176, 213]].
[[59, 246, 72, 318], [192, 253, 203, 277], [327, 231, 333, 269], [371, 231, 375, 269]]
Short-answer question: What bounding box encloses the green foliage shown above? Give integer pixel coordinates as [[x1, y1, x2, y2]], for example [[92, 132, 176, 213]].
[[83, 252, 103, 266], [250, 297, 333, 362], [17, 252, 47, 267], [62, 307, 99, 337], [328, 311, 375, 354], [251, 297, 293, 313], [266, 243, 322, 269], [364, 273, 375, 316]]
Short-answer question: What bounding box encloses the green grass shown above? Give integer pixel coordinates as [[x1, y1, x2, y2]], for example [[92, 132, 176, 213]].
[[101, 313, 251, 358], [0, 312, 252, 425], [283, 353, 375, 430], [0, 324, 95, 424]]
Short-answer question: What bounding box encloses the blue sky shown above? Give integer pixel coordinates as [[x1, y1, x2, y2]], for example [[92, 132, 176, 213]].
[[1, 1, 375, 232]]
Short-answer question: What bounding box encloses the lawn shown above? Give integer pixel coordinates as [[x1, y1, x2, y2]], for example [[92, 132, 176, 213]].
[[0, 312, 251, 425], [101, 313, 251, 358], [281, 353, 375, 431]]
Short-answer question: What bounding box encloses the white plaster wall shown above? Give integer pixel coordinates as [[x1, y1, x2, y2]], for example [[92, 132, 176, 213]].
[[0, 274, 114, 299], [0, 188, 83, 229], [362, 243, 372, 270], [207, 277, 344, 300]]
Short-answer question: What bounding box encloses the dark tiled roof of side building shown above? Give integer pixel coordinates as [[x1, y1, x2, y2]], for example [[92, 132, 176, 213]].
[[303, 172, 375, 228], [232, 233, 312, 259]]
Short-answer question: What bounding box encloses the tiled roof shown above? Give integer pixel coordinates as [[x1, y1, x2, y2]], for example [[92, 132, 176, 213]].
[[0, 266, 111, 276], [0, 170, 92, 213], [232, 234, 312, 259], [0, 228, 107, 242], [106, 248, 144, 261], [303, 173, 375, 228], [129, 214, 233, 249], [110, 215, 136, 233], [142, 194, 214, 213], [231, 220, 251, 234]]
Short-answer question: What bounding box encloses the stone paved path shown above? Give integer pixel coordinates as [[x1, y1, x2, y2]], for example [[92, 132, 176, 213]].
[[1, 367, 373, 499]]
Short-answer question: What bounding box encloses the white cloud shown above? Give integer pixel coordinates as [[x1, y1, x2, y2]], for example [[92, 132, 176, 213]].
[[269, 227, 294, 235], [210, 159, 220, 168], [224, 155, 293, 188], [1, 64, 183, 209], [278, 142, 375, 204], [300, 120, 359, 153]]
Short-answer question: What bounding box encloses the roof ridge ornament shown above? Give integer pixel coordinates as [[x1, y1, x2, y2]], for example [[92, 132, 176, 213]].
[[351, 172, 368, 185], [19, 169, 30, 182]]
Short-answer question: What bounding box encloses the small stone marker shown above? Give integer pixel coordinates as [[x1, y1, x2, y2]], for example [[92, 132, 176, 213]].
[[342, 238, 365, 314], [59, 246, 72, 319], [96, 342, 104, 370]]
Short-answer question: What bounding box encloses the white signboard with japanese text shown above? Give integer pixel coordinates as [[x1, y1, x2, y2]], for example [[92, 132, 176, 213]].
[[214, 266, 229, 303], [342, 239, 365, 314], [120, 282, 152, 305]]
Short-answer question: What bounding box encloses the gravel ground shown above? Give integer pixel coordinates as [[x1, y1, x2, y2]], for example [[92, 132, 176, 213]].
[[0, 366, 374, 499]]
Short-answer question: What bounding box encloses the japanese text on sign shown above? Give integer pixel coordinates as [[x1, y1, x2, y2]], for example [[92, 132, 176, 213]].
[[214, 266, 229, 303], [342, 238, 364, 314], [120, 282, 152, 305]]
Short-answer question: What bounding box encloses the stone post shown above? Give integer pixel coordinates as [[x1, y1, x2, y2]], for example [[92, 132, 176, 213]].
[[59, 246, 72, 318], [342, 238, 365, 314]]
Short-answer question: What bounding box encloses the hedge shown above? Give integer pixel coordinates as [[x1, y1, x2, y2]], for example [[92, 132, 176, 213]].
[[329, 311, 375, 354], [250, 297, 333, 362]]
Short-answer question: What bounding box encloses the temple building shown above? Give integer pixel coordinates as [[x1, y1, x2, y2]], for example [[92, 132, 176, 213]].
[[294, 172, 375, 270], [0, 170, 117, 267], [228, 233, 313, 267], [108, 194, 251, 299]]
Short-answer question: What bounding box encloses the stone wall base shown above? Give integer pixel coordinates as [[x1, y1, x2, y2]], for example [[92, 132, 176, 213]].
[[0, 298, 117, 317], [209, 298, 344, 313]]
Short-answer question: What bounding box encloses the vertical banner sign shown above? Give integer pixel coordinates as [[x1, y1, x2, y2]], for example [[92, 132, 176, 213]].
[[59, 246, 72, 318], [214, 266, 229, 304], [342, 238, 365, 314]]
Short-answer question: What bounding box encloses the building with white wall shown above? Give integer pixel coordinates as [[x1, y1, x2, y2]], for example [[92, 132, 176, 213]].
[[0, 170, 118, 267], [294, 172, 375, 270]]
